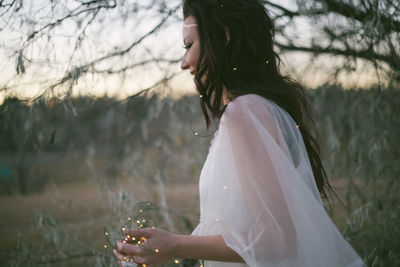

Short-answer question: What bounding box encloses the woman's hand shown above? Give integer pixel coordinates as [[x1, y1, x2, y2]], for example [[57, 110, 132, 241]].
[[114, 227, 177, 267]]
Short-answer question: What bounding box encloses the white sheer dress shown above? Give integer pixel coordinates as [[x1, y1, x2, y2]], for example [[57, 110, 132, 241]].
[[191, 94, 364, 267]]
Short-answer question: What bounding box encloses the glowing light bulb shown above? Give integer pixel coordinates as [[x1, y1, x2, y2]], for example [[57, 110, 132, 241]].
[[174, 259, 179, 264], [128, 217, 131, 221], [105, 232, 109, 236], [137, 220, 140, 224], [216, 218, 220, 222], [122, 227, 126, 231], [223, 186, 228, 190], [142, 219, 146, 223], [139, 209, 143, 213], [155, 249, 159, 253], [233, 67, 237, 71], [104, 245, 107, 248]]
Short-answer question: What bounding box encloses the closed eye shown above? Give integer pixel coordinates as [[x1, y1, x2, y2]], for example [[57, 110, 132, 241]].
[[183, 43, 192, 50]]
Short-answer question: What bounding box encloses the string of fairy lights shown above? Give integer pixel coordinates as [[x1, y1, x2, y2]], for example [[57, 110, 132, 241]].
[[103, 202, 184, 266]]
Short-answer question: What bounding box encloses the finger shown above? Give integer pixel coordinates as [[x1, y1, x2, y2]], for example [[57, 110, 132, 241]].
[[124, 227, 152, 238], [130, 256, 146, 266], [113, 249, 127, 261], [114, 250, 137, 266], [117, 240, 142, 256]]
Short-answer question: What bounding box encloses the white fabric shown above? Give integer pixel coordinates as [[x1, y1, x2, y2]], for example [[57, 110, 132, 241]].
[[192, 94, 364, 267]]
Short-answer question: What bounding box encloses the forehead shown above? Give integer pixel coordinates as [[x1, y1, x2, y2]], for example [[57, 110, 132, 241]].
[[183, 16, 198, 39]]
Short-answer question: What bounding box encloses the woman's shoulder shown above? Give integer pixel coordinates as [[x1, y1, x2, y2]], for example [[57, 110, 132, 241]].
[[232, 93, 268, 104], [220, 93, 283, 143], [224, 93, 275, 116], [223, 93, 292, 130]]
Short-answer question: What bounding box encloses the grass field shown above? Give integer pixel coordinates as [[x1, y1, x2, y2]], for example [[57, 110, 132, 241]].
[[1, 87, 398, 266], [0, 175, 358, 266], [0, 177, 200, 265]]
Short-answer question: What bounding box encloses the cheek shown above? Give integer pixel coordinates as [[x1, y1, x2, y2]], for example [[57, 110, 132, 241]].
[[190, 45, 200, 65], [189, 52, 199, 66]]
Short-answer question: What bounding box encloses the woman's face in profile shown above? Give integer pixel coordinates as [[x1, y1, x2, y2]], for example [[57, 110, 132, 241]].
[[181, 16, 200, 76]]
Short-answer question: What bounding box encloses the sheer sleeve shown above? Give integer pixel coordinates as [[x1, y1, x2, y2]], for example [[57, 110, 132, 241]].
[[193, 94, 364, 267]]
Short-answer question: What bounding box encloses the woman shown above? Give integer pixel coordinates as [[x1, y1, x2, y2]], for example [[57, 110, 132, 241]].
[[114, 0, 364, 266]]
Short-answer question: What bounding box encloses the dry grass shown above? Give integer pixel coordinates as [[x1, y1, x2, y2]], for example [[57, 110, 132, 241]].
[[0, 178, 200, 262], [0, 176, 359, 252]]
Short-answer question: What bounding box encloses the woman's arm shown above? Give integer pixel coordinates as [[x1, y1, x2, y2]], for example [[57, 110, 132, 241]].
[[173, 233, 244, 262], [114, 228, 244, 266]]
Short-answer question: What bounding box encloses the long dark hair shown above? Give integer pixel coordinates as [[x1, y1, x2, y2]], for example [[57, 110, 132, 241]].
[[183, 0, 334, 204]]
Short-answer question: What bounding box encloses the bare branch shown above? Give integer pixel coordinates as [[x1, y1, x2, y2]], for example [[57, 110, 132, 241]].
[[114, 72, 179, 106], [261, 1, 300, 18], [316, 0, 400, 33], [92, 58, 182, 74], [24, 1, 117, 45], [266, 0, 400, 83], [89, 4, 181, 67], [43, 3, 181, 92], [276, 41, 396, 69]]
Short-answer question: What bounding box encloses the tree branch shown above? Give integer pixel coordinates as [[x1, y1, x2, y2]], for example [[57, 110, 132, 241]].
[[46, 4, 181, 91], [25, 1, 116, 44], [318, 0, 400, 33], [92, 58, 182, 74], [261, 1, 300, 18], [276, 42, 395, 68], [261, 0, 328, 21], [89, 4, 181, 67]]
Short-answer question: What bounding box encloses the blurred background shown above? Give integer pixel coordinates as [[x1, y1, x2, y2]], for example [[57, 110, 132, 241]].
[[0, 0, 399, 266]]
